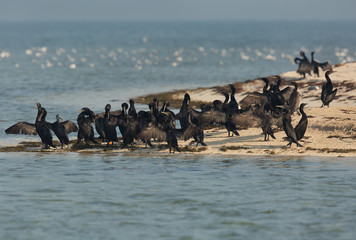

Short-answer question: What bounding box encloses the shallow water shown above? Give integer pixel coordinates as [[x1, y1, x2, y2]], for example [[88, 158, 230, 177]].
[[1, 153, 356, 240]]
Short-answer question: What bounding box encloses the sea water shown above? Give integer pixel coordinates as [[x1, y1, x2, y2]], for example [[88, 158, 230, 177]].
[[1, 153, 356, 240], [1, 21, 356, 239]]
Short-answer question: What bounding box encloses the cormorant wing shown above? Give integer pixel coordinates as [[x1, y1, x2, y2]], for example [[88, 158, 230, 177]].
[[210, 111, 226, 124], [294, 57, 302, 64], [280, 86, 293, 102], [239, 93, 266, 110], [182, 124, 200, 141], [137, 126, 167, 142], [319, 62, 332, 71], [325, 88, 338, 104], [294, 118, 308, 141], [196, 110, 214, 125], [229, 113, 261, 129], [96, 110, 122, 119], [45, 122, 54, 131], [61, 120, 78, 133], [5, 122, 37, 135], [190, 108, 202, 119]]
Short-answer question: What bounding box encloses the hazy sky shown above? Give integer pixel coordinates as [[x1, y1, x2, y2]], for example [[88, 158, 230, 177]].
[[1, 0, 355, 21]]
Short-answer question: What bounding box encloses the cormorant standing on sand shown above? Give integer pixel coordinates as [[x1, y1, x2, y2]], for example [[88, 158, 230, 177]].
[[261, 112, 276, 141], [311, 51, 320, 77], [228, 84, 239, 113], [294, 103, 308, 141], [222, 92, 229, 112], [35, 103, 56, 149], [321, 71, 337, 107], [239, 78, 270, 110], [282, 108, 302, 147], [77, 107, 98, 144], [177, 93, 191, 129], [294, 51, 312, 78], [311, 51, 332, 77], [288, 82, 301, 114], [270, 77, 285, 113]]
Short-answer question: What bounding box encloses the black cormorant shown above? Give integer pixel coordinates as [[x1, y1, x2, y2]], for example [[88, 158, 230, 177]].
[[166, 128, 181, 153], [282, 108, 302, 147], [311, 51, 320, 77], [270, 76, 286, 113], [51, 114, 78, 149], [128, 99, 138, 119], [77, 107, 98, 144], [294, 103, 308, 141], [321, 71, 337, 107], [176, 93, 191, 129], [287, 82, 301, 114], [152, 98, 159, 118], [190, 100, 226, 127], [224, 106, 262, 137], [239, 78, 269, 110], [95, 106, 121, 141], [261, 112, 276, 141], [294, 51, 312, 78], [35, 103, 56, 149], [311, 51, 332, 77], [227, 84, 239, 113], [175, 112, 207, 147], [103, 104, 119, 144], [117, 103, 140, 148], [221, 91, 229, 112]]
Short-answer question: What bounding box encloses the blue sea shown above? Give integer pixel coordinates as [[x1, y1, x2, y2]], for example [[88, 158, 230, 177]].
[[1, 21, 356, 239]]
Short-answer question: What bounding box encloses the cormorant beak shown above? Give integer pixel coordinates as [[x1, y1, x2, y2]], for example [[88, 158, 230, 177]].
[[34, 102, 41, 109]]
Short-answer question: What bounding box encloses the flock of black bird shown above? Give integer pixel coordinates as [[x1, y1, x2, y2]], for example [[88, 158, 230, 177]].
[[5, 52, 338, 152], [294, 51, 333, 78]]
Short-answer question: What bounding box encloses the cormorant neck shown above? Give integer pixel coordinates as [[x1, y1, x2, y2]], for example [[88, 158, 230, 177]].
[[325, 72, 332, 83], [36, 108, 46, 122], [300, 106, 306, 116], [223, 94, 229, 104]]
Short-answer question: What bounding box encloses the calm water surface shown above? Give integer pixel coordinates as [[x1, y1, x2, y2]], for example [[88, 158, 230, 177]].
[[1, 153, 356, 240]]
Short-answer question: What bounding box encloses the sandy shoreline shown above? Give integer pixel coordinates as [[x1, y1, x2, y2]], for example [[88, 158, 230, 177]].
[[2, 62, 356, 157], [133, 62, 356, 157]]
